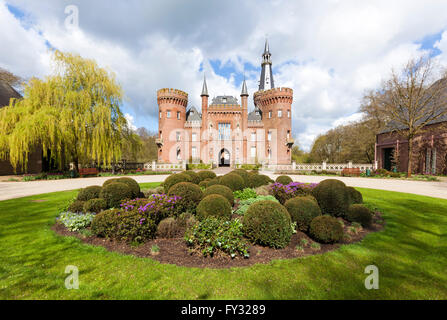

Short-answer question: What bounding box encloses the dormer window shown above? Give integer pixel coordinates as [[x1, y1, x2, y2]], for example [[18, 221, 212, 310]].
[[222, 97, 227, 103]]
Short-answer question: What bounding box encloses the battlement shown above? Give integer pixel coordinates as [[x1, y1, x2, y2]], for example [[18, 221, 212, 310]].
[[157, 88, 188, 107], [253, 87, 293, 108]]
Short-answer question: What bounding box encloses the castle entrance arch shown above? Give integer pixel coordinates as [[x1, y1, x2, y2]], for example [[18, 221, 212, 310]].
[[218, 148, 231, 167]]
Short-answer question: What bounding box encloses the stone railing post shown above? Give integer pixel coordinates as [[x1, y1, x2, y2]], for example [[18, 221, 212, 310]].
[[292, 161, 296, 171], [152, 161, 156, 172], [322, 161, 327, 170], [348, 161, 353, 169]]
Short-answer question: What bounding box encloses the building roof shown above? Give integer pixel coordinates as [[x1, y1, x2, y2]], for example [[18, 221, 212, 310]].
[[186, 106, 202, 122], [259, 39, 275, 91], [379, 114, 447, 134], [201, 76, 209, 97], [0, 80, 21, 108], [241, 79, 248, 97], [248, 107, 262, 121], [210, 95, 239, 105]]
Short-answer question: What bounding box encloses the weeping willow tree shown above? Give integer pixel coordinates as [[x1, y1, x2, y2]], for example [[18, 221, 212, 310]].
[[0, 50, 138, 172]]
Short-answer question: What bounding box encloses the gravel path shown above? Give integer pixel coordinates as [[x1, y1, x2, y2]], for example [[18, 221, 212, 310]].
[[0, 172, 446, 201]]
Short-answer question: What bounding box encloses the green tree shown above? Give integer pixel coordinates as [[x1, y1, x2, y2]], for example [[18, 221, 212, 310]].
[[0, 50, 132, 172]]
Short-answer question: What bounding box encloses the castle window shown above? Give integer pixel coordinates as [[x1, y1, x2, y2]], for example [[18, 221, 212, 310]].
[[251, 132, 256, 142], [176, 148, 181, 160], [287, 110, 290, 118], [268, 131, 272, 141], [159, 112, 162, 119], [192, 146, 197, 158], [177, 111, 181, 120], [269, 111, 272, 118], [192, 133, 197, 142], [278, 110, 282, 118], [218, 123, 231, 140], [167, 111, 171, 118], [251, 146, 256, 158], [176, 132, 181, 141], [287, 130, 290, 140], [268, 149, 272, 159]]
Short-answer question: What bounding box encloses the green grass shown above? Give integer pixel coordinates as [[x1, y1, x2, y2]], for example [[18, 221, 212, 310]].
[[1, 185, 446, 299]]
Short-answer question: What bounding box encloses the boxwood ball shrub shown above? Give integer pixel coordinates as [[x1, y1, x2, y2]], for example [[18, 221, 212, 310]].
[[117, 177, 140, 198], [83, 198, 107, 213], [248, 174, 273, 188], [347, 204, 373, 227], [276, 175, 293, 185], [347, 187, 363, 205], [156, 217, 179, 238], [77, 185, 102, 201], [68, 200, 85, 213], [311, 179, 350, 217], [183, 170, 201, 184], [309, 215, 344, 243], [114, 210, 157, 243], [99, 182, 133, 208], [102, 178, 120, 188], [219, 173, 245, 191], [163, 173, 192, 192], [285, 196, 322, 232], [206, 178, 220, 188], [198, 180, 208, 189], [242, 200, 292, 248], [198, 170, 217, 181], [231, 169, 250, 186], [203, 184, 234, 205], [168, 182, 203, 214], [196, 194, 232, 221], [91, 209, 121, 238]]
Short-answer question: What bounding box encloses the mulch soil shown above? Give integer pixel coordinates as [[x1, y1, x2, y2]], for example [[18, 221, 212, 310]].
[[52, 212, 384, 269]]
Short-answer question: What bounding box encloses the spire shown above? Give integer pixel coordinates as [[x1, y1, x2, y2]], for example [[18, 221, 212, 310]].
[[201, 75, 209, 97], [241, 78, 248, 97], [259, 39, 275, 91]]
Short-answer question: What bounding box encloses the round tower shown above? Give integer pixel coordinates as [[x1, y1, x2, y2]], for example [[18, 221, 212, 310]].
[[254, 87, 293, 164], [157, 88, 188, 163]]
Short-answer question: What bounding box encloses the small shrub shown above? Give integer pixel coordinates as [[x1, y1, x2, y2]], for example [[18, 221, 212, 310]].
[[196, 194, 232, 220], [185, 218, 249, 258], [347, 187, 363, 204], [168, 182, 203, 214], [163, 173, 192, 192], [198, 181, 208, 188], [255, 185, 271, 196], [309, 215, 344, 243], [311, 179, 350, 217], [284, 196, 322, 232], [276, 175, 293, 185], [58, 212, 95, 231], [103, 178, 120, 187], [242, 200, 292, 248], [91, 209, 120, 237], [77, 186, 102, 201], [114, 210, 157, 243], [203, 184, 234, 205], [83, 198, 107, 213], [157, 217, 179, 238], [68, 200, 85, 213], [197, 170, 217, 181], [219, 173, 245, 191], [233, 188, 257, 201], [177, 212, 198, 230], [271, 182, 318, 204], [117, 177, 140, 198], [234, 195, 278, 215], [346, 204, 373, 228], [310, 242, 321, 251], [183, 170, 201, 184], [100, 182, 132, 208], [121, 195, 181, 225], [248, 174, 273, 188], [205, 178, 220, 188]]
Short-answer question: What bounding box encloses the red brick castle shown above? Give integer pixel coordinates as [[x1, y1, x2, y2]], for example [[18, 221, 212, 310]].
[[156, 40, 294, 167]]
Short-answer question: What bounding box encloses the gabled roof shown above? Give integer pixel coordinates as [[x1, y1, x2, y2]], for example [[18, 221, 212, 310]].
[[210, 95, 239, 105], [248, 107, 262, 121], [186, 106, 202, 122], [0, 80, 21, 108]]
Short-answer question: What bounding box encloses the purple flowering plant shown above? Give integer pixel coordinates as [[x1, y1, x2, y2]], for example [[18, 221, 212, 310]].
[[271, 182, 319, 204]]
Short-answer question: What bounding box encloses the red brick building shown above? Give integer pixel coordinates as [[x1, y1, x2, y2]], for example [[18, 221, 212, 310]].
[[157, 41, 294, 166]]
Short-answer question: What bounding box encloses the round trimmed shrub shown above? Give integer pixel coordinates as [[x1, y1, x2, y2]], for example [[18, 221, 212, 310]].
[[231, 169, 249, 186], [83, 198, 107, 213], [309, 215, 344, 243], [198, 170, 217, 181], [276, 175, 293, 185], [156, 217, 179, 238], [206, 178, 220, 188], [347, 204, 373, 227], [248, 174, 273, 188], [168, 182, 203, 214], [219, 173, 245, 191], [103, 178, 120, 188], [77, 185, 102, 201], [183, 170, 201, 184], [68, 200, 85, 213], [196, 194, 232, 220], [117, 177, 140, 198], [91, 209, 119, 237], [311, 179, 350, 217], [242, 200, 292, 248], [163, 173, 192, 192], [199, 180, 208, 188], [285, 196, 322, 232], [99, 182, 132, 208], [203, 184, 234, 205], [347, 187, 363, 205]]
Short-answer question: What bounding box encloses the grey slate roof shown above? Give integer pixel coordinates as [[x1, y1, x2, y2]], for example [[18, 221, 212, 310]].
[[0, 80, 21, 108], [201, 76, 209, 97], [186, 106, 202, 122], [241, 79, 248, 96], [210, 96, 239, 105], [380, 114, 447, 134], [248, 107, 262, 121]]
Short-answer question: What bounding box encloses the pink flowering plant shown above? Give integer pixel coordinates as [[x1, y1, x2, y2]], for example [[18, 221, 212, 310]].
[[271, 182, 319, 204]]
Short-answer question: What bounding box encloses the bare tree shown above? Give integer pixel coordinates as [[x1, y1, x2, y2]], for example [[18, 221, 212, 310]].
[[364, 56, 447, 177], [0, 68, 23, 87]]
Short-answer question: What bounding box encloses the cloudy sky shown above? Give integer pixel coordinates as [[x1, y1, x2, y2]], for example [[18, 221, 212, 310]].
[[2, 0, 447, 150]]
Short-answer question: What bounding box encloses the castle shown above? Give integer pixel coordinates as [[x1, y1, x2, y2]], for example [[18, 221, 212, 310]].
[[156, 40, 294, 167]]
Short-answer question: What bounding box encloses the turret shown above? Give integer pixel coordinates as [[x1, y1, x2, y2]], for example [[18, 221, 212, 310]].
[[241, 78, 249, 164]]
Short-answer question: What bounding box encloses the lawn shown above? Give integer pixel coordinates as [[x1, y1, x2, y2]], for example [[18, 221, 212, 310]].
[[0, 184, 446, 299]]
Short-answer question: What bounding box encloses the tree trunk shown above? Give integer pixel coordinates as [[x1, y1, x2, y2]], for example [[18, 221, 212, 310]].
[[407, 137, 413, 178]]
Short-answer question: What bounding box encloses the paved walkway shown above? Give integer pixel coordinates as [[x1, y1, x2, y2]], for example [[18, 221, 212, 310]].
[[0, 172, 446, 201]]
